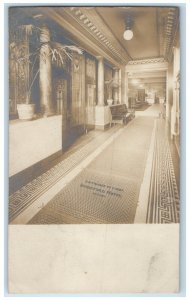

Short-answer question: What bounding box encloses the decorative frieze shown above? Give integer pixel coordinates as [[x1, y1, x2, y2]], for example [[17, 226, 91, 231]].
[[64, 7, 130, 65], [158, 7, 179, 61], [128, 57, 166, 65]]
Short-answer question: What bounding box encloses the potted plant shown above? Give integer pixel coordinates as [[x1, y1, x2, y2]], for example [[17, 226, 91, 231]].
[[14, 46, 37, 120], [9, 24, 37, 120], [9, 24, 83, 120], [105, 78, 120, 105]]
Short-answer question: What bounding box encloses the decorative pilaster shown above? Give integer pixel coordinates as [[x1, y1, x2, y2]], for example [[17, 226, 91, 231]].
[[95, 56, 111, 129], [113, 68, 119, 104], [97, 56, 104, 106], [118, 69, 122, 103], [125, 71, 129, 106], [39, 25, 54, 116]]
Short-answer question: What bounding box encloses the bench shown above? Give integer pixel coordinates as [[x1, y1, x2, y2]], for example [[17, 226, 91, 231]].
[[109, 104, 135, 125]]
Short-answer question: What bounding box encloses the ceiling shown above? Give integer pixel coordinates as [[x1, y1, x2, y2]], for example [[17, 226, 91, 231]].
[[76, 6, 178, 61], [12, 6, 179, 64], [95, 6, 177, 89], [10, 6, 179, 90], [97, 7, 161, 60]]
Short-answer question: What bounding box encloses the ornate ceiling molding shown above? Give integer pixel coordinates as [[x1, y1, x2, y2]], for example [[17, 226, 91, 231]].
[[63, 7, 130, 65], [38, 7, 124, 68], [158, 7, 179, 61], [127, 57, 166, 65], [21, 6, 179, 67], [126, 57, 168, 73], [164, 8, 179, 58]]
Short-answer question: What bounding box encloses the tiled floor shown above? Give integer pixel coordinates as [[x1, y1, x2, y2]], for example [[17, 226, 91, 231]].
[[29, 117, 154, 224], [9, 124, 122, 222], [146, 119, 180, 223], [9, 104, 180, 224]]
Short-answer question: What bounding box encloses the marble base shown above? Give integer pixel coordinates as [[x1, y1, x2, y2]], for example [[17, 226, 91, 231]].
[[9, 115, 62, 176], [95, 105, 111, 130]]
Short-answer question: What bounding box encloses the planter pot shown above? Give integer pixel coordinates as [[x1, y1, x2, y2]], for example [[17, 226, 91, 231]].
[[17, 104, 35, 120], [107, 99, 113, 106]]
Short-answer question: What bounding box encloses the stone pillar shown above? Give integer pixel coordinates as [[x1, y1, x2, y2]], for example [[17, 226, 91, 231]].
[[39, 25, 54, 116], [95, 56, 110, 129], [97, 56, 104, 106], [125, 71, 129, 107], [166, 70, 169, 120], [121, 67, 127, 105], [113, 68, 119, 104]]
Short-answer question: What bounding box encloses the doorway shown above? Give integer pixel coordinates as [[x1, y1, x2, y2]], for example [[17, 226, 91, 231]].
[[53, 68, 72, 151]]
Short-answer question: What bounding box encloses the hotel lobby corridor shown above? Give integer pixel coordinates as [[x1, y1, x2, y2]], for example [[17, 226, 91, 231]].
[[9, 104, 179, 224], [7, 5, 182, 295], [8, 6, 180, 225]]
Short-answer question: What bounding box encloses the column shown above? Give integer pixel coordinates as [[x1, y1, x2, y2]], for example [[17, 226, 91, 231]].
[[97, 56, 104, 106], [121, 67, 128, 105], [39, 25, 54, 116], [125, 71, 129, 106], [118, 69, 122, 103], [166, 70, 169, 120], [95, 56, 110, 129], [113, 68, 119, 104]]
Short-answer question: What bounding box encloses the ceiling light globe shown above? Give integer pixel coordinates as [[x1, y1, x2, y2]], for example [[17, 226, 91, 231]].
[[123, 29, 133, 40]]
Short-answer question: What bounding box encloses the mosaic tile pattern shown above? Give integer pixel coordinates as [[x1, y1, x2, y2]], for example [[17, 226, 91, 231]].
[[28, 117, 154, 224], [9, 126, 120, 223], [146, 119, 180, 223], [10, 112, 179, 224], [28, 169, 140, 224]]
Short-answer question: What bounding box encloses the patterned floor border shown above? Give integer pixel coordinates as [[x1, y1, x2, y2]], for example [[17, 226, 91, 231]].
[[11, 116, 154, 224], [146, 119, 180, 223], [9, 124, 124, 223], [9, 114, 180, 224]]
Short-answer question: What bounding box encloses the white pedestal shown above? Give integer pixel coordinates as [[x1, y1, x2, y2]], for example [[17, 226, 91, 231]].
[[95, 106, 111, 130], [9, 115, 62, 176]]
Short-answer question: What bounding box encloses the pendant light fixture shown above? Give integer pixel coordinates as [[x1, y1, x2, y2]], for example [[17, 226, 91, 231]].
[[123, 13, 134, 41]]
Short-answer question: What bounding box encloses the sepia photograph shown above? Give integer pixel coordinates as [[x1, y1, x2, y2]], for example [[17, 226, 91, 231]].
[[6, 3, 183, 295], [8, 5, 180, 225]]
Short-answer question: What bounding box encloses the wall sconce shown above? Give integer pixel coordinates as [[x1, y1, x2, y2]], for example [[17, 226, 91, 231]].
[[123, 14, 134, 41]]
